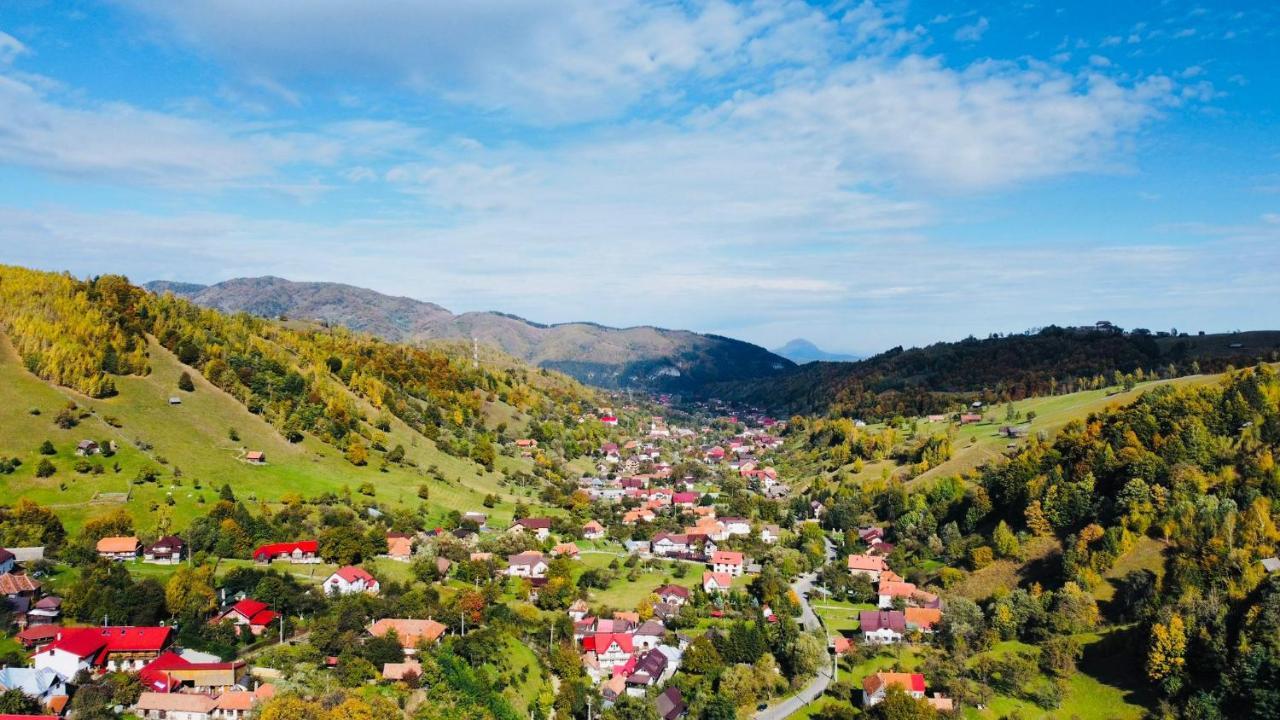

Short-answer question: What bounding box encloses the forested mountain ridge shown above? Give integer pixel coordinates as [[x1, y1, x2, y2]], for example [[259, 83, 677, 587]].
[[145, 276, 795, 391], [714, 325, 1280, 419]]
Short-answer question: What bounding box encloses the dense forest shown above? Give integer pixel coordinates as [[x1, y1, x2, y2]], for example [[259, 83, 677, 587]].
[[0, 265, 600, 467], [711, 326, 1280, 419], [803, 365, 1280, 719]]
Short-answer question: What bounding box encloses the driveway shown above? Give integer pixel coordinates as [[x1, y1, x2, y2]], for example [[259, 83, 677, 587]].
[[755, 536, 838, 720]]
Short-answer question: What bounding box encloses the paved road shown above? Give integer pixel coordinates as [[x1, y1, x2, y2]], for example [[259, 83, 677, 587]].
[[754, 537, 839, 720]]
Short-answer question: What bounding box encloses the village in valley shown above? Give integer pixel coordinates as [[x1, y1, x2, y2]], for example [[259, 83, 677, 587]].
[[0, 389, 987, 720]]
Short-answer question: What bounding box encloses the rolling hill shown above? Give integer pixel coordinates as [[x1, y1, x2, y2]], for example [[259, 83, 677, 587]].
[[145, 276, 794, 391], [0, 265, 604, 534]]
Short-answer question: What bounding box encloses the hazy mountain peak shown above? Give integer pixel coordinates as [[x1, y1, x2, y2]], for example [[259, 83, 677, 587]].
[[772, 338, 860, 364]]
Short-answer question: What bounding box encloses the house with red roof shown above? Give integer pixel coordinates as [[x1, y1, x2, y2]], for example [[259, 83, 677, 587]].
[[325, 566, 379, 596], [671, 492, 699, 508], [252, 541, 318, 564], [600, 416, 619, 426], [32, 626, 173, 677], [581, 633, 633, 673], [138, 651, 246, 693], [710, 551, 744, 577], [212, 599, 278, 636], [702, 572, 733, 594]]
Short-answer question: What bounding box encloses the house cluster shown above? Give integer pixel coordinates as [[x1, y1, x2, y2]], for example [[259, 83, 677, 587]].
[[847, 550, 940, 611], [2, 548, 63, 643], [570, 583, 695, 720], [15, 621, 276, 720]]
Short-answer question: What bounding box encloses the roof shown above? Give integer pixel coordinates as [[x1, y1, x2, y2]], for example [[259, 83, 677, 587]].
[[655, 687, 686, 720], [508, 551, 546, 567], [0, 549, 12, 565], [223, 599, 277, 627], [368, 618, 447, 647], [878, 580, 918, 598], [253, 540, 317, 557], [862, 672, 926, 696], [386, 536, 414, 557], [711, 550, 743, 565], [16, 625, 62, 644], [582, 633, 633, 654], [134, 692, 217, 713], [95, 536, 139, 553], [860, 610, 906, 633], [0, 573, 40, 595], [847, 554, 889, 572], [38, 626, 172, 664], [904, 607, 942, 629], [0, 667, 63, 697], [655, 584, 690, 599], [634, 620, 666, 637], [516, 517, 552, 530], [382, 660, 423, 681], [214, 691, 261, 711], [331, 566, 377, 584], [703, 571, 733, 589]]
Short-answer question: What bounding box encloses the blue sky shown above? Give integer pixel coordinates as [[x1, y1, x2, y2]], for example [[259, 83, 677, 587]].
[[0, 1, 1276, 355]]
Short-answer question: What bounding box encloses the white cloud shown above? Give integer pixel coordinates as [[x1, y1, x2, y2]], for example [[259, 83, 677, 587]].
[[954, 17, 989, 43], [0, 30, 25, 64], [125, 0, 838, 123], [711, 57, 1177, 190]]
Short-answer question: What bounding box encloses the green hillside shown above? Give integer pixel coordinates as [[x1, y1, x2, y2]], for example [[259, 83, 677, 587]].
[[0, 332, 543, 534], [0, 265, 607, 536]]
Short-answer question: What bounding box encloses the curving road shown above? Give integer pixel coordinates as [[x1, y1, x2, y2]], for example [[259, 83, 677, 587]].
[[754, 536, 839, 720]]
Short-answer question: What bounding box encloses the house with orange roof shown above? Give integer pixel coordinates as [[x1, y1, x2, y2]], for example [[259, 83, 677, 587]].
[[384, 534, 414, 562], [367, 618, 447, 654], [96, 536, 140, 561], [904, 607, 942, 632], [582, 520, 606, 540], [847, 554, 890, 582], [862, 672, 925, 707], [552, 542, 580, 559]]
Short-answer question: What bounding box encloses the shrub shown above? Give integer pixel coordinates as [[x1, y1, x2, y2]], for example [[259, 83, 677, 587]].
[[35, 459, 57, 477]]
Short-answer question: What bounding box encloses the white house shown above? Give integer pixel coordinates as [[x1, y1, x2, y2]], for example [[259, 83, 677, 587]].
[[859, 610, 906, 645], [632, 620, 666, 650], [702, 572, 733, 594], [651, 533, 690, 556], [710, 551, 745, 577], [720, 517, 751, 537], [759, 525, 782, 545], [324, 566, 380, 596], [506, 552, 549, 579]]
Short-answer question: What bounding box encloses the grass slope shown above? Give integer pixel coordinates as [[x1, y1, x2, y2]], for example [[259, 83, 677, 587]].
[[0, 333, 533, 535]]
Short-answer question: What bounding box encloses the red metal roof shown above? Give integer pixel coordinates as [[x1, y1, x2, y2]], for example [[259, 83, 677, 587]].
[[253, 541, 317, 558]]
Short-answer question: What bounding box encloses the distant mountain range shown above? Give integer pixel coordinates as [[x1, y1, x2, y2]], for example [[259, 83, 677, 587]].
[[716, 326, 1280, 418], [145, 277, 794, 391], [772, 338, 860, 364]]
